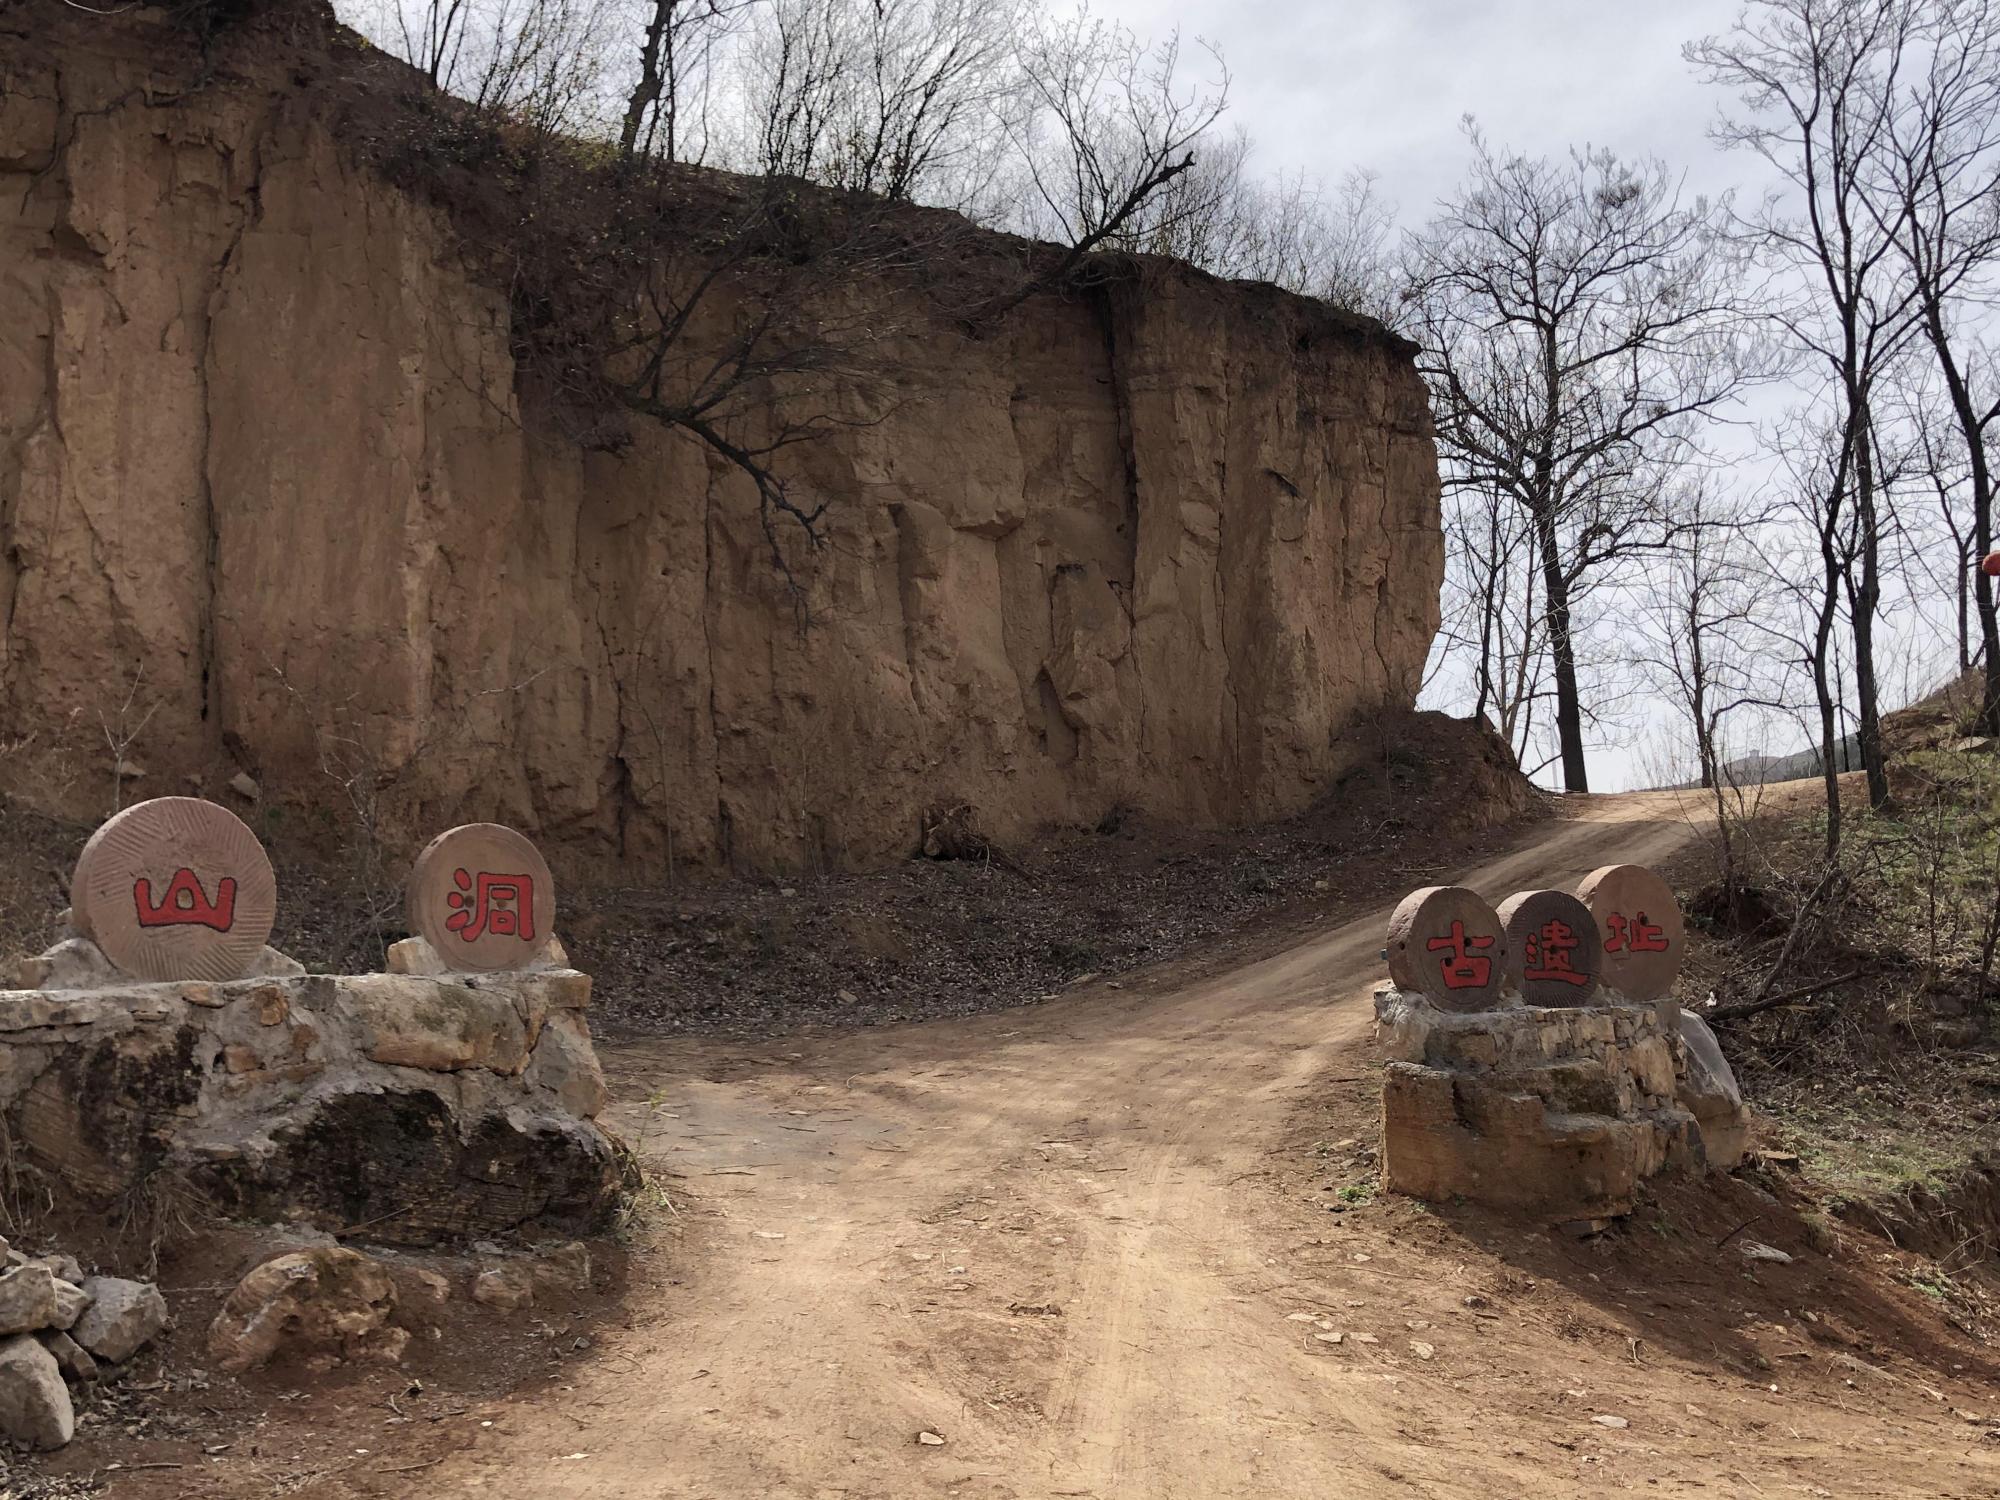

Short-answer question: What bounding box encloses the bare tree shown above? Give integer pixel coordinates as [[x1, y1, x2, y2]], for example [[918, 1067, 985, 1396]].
[[1638, 482, 1797, 890], [1403, 128, 1756, 792], [619, 0, 758, 162], [374, 0, 615, 139], [1435, 480, 1551, 772], [383, 0, 473, 85], [1866, 0, 2000, 731], [1010, 9, 1230, 269], [1691, 0, 1930, 812]]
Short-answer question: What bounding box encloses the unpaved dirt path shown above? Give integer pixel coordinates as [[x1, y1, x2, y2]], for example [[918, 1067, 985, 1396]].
[[434, 790, 2000, 1498]]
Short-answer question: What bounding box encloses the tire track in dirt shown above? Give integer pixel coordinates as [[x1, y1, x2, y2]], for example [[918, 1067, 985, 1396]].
[[429, 791, 2000, 1499]]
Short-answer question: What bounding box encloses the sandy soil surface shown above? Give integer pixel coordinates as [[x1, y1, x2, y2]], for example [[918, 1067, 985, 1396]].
[[39, 785, 2000, 1498], [391, 787, 1999, 1498]]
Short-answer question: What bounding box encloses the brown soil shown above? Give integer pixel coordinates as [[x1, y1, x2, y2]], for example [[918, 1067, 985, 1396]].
[[1, 712, 1538, 1042], [14, 782, 2000, 1498]]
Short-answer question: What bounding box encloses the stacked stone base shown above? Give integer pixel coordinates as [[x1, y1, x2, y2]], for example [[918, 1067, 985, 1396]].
[[0, 950, 622, 1247], [1376, 990, 1726, 1221]]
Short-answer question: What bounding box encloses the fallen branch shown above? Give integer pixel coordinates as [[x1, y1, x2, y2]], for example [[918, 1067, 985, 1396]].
[[1707, 968, 1861, 1024]]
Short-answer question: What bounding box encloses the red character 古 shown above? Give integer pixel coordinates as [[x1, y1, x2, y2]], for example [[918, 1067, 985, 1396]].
[[1426, 919, 1495, 990]]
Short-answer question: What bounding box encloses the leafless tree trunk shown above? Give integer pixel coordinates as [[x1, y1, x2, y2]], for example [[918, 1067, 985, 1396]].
[[620, 0, 752, 162], [1867, 0, 2000, 731], [1405, 130, 1756, 792], [1009, 13, 1229, 270], [1692, 0, 1929, 812]]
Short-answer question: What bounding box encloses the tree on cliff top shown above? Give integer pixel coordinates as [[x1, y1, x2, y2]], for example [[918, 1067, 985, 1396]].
[[1406, 130, 1760, 793]]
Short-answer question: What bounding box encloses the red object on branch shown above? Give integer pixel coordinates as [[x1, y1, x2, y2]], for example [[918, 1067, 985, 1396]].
[[1983, 551, 2000, 577]]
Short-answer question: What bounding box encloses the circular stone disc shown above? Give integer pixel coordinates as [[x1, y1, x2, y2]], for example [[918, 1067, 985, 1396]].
[[1384, 885, 1507, 1011], [407, 824, 556, 973], [70, 797, 277, 983], [1574, 864, 1685, 1001], [1496, 888, 1602, 1007]]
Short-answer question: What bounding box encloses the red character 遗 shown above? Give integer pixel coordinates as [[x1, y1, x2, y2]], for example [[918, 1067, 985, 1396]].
[[1523, 918, 1590, 985], [446, 867, 537, 945], [1425, 919, 1495, 990], [1604, 910, 1669, 954], [133, 868, 238, 932]]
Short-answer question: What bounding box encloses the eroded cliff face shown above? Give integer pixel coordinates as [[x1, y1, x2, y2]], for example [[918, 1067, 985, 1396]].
[[0, 17, 1443, 873]]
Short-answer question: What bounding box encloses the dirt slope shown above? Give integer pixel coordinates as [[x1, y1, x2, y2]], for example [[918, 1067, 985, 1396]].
[[371, 788, 1994, 1499]]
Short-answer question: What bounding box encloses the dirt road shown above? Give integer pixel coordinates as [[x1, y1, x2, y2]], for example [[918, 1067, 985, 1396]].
[[432, 791, 2000, 1498]]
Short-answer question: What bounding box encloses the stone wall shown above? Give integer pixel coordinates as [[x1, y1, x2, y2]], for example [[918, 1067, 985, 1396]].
[[0, 955, 621, 1245], [0, 13, 1444, 873], [1375, 990, 1738, 1223]]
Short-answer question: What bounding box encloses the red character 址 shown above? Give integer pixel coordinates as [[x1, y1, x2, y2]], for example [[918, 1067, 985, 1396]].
[[1604, 910, 1669, 954], [446, 868, 537, 945], [1426, 919, 1495, 990]]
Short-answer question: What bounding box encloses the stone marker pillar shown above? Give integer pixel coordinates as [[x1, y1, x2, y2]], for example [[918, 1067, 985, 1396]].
[[1378, 867, 1706, 1222], [1495, 888, 1601, 1006], [1574, 864, 1685, 1002], [405, 823, 557, 973], [69, 798, 278, 982], [1384, 886, 1507, 1011]]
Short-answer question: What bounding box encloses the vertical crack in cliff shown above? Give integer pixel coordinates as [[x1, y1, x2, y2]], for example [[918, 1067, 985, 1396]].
[[702, 456, 724, 869], [1216, 349, 1241, 815], [197, 123, 269, 731], [1094, 280, 1146, 770], [888, 503, 925, 720]]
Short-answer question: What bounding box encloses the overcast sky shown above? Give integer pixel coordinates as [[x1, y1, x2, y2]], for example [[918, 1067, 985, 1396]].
[[1093, 0, 1763, 228]]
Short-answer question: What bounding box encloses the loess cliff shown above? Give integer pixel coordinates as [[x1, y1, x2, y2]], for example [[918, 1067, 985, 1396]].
[[0, 9, 1444, 873]]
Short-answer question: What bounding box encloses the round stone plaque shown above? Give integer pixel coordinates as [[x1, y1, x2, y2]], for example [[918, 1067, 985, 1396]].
[[1496, 888, 1602, 1007], [1385, 885, 1506, 1011], [1574, 864, 1684, 1001], [70, 797, 277, 983], [406, 823, 555, 973]]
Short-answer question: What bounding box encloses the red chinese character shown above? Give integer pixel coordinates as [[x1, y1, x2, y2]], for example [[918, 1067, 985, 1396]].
[[1604, 911, 1669, 954], [446, 868, 537, 944], [133, 868, 237, 932], [1523, 918, 1591, 985], [1426, 919, 1495, 989]]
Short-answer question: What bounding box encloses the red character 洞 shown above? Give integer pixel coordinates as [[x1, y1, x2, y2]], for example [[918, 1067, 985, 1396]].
[[446, 868, 537, 944]]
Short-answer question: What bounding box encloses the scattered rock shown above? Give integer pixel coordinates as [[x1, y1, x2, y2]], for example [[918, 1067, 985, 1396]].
[[229, 772, 260, 801], [916, 1430, 946, 1446], [47, 1279, 91, 1332], [207, 1249, 400, 1373], [1591, 1414, 1629, 1429], [472, 1261, 537, 1312], [70, 1277, 168, 1364], [0, 1335, 73, 1450], [1410, 1340, 1435, 1360], [28, 1255, 84, 1286], [36, 1331, 96, 1384], [0, 1266, 57, 1336], [1738, 1241, 1794, 1265], [1314, 1331, 1344, 1345], [530, 1242, 592, 1297]]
